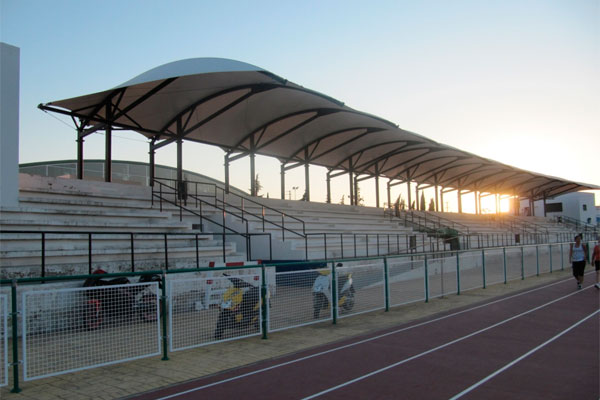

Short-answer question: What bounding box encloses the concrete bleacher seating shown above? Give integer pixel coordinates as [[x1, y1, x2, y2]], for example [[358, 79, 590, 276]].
[[0, 174, 243, 278]]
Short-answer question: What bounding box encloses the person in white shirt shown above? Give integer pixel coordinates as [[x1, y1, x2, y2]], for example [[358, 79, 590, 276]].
[[569, 234, 587, 290]]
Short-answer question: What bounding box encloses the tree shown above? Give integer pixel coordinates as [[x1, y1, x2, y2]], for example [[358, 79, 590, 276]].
[[339, 195, 345, 205], [428, 198, 435, 211], [420, 192, 426, 211], [249, 174, 263, 196], [355, 184, 365, 206]]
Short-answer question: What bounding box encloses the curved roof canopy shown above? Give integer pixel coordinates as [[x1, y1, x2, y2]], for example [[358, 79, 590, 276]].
[[39, 58, 598, 199]]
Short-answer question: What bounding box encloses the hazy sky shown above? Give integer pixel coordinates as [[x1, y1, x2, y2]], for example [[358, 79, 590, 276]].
[[2, 0, 598, 210]]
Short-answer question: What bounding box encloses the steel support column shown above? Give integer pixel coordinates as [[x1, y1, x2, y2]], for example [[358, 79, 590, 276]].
[[458, 188, 463, 213], [104, 103, 112, 182], [326, 170, 332, 204], [250, 152, 256, 196], [387, 179, 391, 210], [176, 138, 183, 184], [349, 170, 354, 205], [435, 185, 439, 212], [543, 195, 547, 217], [407, 181, 412, 210], [280, 162, 286, 200], [224, 154, 230, 193], [440, 189, 444, 212], [76, 129, 84, 180], [304, 149, 310, 201], [149, 142, 155, 186], [476, 191, 481, 215]]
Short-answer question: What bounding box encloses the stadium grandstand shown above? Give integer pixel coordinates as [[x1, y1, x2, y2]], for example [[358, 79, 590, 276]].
[[1, 56, 598, 279]]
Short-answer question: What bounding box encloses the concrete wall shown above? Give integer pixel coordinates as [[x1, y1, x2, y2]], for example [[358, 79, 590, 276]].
[[0, 42, 20, 207], [544, 192, 596, 224]]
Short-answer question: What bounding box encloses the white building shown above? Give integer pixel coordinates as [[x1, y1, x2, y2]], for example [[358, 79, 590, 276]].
[[521, 192, 597, 225]]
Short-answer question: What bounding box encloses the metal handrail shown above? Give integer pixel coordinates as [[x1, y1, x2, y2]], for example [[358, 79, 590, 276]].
[[151, 179, 253, 260], [0, 229, 272, 278], [153, 177, 306, 240], [558, 215, 598, 233]]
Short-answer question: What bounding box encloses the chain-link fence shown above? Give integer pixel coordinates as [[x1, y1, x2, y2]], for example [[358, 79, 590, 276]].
[[22, 282, 160, 381], [388, 258, 425, 307], [169, 272, 262, 351], [0, 294, 7, 387], [336, 261, 385, 319], [269, 267, 331, 332]]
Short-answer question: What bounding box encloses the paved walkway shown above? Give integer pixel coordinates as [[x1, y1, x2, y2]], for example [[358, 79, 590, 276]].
[[1, 270, 577, 400]]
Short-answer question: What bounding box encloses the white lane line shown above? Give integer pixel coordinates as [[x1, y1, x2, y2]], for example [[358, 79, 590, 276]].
[[157, 276, 580, 400], [301, 286, 593, 400], [449, 309, 600, 400]]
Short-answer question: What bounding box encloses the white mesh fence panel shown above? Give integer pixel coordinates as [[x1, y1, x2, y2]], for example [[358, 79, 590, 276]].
[[484, 249, 505, 286], [537, 246, 551, 274], [337, 262, 385, 319], [523, 246, 538, 277], [428, 255, 458, 298], [387, 258, 425, 307], [22, 282, 160, 381], [268, 267, 331, 332], [0, 295, 7, 387], [505, 247, 523, 282], [458, 252, 484, 292], [169, 273, 262, 351]]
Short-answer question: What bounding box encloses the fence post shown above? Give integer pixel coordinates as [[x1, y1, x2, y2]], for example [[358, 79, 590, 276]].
[[10, 280, 21, 393], [521, 246, 524, 280], [332, 261, 338, 325], [456, 252, 461, 295], [482, 249, 486, 289], [549, 244, 553, 273], [130, 233, 135, 272], [424, 254, 429, 303], [161, 272, 169, 361], [164, 234, 169, 270], [560, 243, 564, 270], [261, 265, 268, 340], [41, 232, 45, 279], [383, 257, 389, 312], [88, 233, 92, 274], [536, 245, 539, 276], [503, 247, 507, 284]]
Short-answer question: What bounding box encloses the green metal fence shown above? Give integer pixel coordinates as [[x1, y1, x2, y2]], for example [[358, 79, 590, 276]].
[[0, 241, 593, 394]]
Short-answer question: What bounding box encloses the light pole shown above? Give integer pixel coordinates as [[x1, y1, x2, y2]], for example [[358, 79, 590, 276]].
[[292, 186, 299, 200]]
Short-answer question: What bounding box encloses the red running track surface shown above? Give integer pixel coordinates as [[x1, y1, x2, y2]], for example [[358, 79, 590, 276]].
[[132, 277, 599, 400]]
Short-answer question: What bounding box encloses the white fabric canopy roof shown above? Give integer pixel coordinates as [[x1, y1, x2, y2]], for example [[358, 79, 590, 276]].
[[40, 58, 598, 199]]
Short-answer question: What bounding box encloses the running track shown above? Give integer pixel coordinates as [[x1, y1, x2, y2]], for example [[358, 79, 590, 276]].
[[134, 276, 599, 399]]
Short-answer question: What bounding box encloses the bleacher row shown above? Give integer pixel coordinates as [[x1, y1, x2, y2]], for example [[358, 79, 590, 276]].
[[0, 174, 582, 278]]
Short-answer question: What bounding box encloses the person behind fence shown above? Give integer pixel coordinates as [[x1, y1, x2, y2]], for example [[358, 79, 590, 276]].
[[569, 234, 587, 290], [592, 239, 600, 290]]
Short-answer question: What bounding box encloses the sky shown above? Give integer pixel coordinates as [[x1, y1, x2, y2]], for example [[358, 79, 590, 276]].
[[1, 0, 599, 211]]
